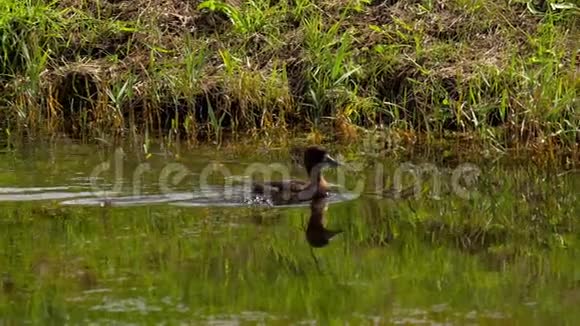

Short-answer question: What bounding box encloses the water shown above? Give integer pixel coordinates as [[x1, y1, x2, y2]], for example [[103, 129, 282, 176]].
[[0, 143, 579, 324]]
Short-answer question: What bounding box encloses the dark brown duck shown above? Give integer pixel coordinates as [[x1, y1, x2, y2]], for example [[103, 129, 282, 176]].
[[252, 146, 341, 205]]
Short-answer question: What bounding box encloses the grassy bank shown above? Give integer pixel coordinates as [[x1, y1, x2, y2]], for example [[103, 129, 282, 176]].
[[0, 0, 578, 150]]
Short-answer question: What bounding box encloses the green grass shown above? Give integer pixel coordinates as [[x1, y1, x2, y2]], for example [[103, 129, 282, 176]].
[[0, 0, 578, 151]]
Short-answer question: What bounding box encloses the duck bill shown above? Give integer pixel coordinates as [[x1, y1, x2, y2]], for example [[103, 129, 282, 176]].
[[323, 154, 341, 167]]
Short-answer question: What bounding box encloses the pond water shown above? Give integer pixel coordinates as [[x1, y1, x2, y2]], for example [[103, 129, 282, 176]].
[[0, 142, 578, 324]]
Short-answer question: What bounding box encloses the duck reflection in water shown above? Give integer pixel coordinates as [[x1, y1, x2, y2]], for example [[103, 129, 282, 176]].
[[306, 197, 343, 248]]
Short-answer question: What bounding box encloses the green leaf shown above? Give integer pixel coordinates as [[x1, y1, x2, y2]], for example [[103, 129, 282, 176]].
[[368, 24, 382, 33]]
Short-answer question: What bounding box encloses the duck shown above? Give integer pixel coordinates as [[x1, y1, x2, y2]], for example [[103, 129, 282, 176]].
[[251, 146, 341, 205], [306, 197, 343, 247]]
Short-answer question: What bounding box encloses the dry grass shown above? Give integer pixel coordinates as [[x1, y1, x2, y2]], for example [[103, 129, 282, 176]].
[[0, 0, 577, 155]]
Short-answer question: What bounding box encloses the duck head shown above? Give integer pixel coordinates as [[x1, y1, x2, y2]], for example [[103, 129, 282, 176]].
[[303, 146, 341, 176]]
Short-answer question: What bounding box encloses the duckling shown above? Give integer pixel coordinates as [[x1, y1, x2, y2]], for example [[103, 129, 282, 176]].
[[252, 146, 341, 205]]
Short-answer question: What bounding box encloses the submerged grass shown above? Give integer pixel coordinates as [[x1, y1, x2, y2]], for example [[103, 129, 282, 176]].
[[0, 0, 578, 152]]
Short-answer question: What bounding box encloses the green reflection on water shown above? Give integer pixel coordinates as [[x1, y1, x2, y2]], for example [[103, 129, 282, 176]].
[[0, 144, 578, 324]]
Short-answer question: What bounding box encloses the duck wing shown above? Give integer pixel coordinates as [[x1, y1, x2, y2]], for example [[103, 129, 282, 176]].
[[252, 180, 308, 194]]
